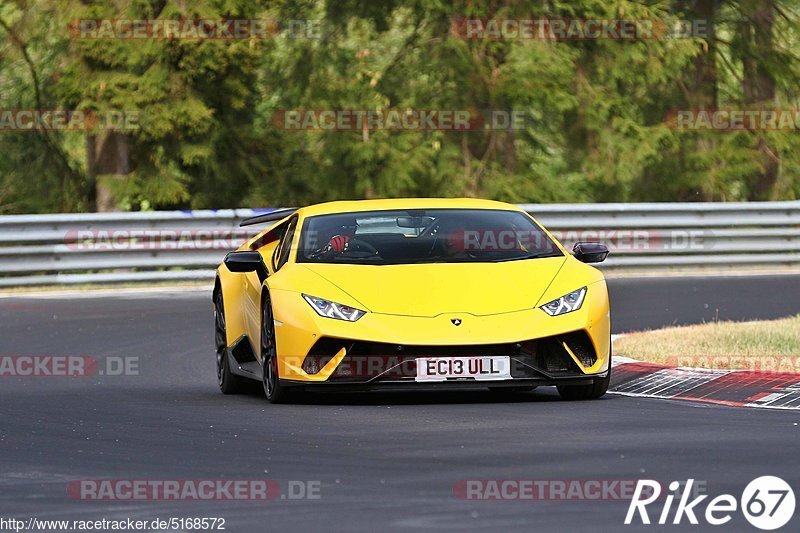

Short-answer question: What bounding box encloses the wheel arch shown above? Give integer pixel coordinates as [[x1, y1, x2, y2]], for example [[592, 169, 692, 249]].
[[259, 282, 275, 360], [215, 267, 249, 347]]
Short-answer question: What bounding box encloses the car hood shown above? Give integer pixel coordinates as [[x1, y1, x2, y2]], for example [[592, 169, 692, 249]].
[[299, 256, 567, 317]]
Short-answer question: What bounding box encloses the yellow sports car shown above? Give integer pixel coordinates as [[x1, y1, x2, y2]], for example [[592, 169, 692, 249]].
[[214, 198, 611, 403]]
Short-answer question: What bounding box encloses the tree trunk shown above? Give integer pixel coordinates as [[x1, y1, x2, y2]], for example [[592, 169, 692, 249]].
[[676, 0, 718, 201], [90, 132, 131, 212], [741, 0, 778, 200], [85, 134, 97, 211], [683, 0, 718, 110]]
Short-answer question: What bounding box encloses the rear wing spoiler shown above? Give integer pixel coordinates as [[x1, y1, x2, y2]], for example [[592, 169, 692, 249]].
[[239, 208, 298, 227]]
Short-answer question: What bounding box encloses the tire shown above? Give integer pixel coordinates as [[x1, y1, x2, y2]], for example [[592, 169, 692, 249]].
[[557, 355, 612, 401], [215, 289, 249, 394], [261, 292, 293, 404]]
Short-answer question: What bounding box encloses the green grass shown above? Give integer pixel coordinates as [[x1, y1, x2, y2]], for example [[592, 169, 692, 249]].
[[615, 315, 800, 371]]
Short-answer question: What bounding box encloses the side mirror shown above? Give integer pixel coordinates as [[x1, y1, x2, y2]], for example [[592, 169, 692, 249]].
[[224, 251, 268, 282], [572, 242, 609, 264]]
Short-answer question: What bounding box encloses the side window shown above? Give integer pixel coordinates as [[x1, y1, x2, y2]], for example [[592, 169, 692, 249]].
[[275, 216, 299, 271]]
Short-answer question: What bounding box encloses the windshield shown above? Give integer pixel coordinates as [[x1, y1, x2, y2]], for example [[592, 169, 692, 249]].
[[296, 209, 562, 265]]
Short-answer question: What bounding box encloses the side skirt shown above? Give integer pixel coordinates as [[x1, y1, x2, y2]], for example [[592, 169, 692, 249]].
[[226, 335, 262, 380]]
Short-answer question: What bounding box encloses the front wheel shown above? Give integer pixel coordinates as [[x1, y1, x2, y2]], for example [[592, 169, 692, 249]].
[[261, 292, 293, 404], [557, 367, 611, 400], [557, 344, 612, 401]]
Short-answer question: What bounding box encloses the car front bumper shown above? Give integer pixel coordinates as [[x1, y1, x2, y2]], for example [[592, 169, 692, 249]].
[[269, 280, 611, 384]]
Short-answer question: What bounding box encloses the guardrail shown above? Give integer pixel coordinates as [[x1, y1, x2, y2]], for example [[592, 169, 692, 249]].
[[0, 202, 798, 286]]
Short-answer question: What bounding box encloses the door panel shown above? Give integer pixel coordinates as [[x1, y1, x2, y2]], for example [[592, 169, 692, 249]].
[[243, 216, 298, 362]]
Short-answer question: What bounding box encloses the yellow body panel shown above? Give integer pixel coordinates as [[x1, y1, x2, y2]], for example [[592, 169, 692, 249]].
[[215, 198, 611, 385]]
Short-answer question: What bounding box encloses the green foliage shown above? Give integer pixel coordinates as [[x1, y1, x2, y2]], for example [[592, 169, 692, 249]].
[[0, 0, 798, 213]]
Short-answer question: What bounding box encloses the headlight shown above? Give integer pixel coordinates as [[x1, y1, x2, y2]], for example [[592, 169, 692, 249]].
[[539, 287, 587, 316], [302, 294, 366, 322]]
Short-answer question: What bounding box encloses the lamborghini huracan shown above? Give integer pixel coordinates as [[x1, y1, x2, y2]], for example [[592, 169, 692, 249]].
[[213, 198, 611, 403]]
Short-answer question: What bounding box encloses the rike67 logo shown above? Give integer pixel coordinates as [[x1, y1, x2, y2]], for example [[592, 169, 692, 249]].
[[626, 477, 795, 530]]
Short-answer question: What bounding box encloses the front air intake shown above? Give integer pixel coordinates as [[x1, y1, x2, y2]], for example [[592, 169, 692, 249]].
[[559, 330, 598, 367]]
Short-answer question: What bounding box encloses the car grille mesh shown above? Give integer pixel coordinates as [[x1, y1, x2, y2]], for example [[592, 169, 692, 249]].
[[301, 332, 597, 381]]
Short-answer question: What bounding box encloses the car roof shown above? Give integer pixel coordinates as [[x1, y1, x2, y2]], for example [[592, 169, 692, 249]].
[[298, 198, 524, 218]]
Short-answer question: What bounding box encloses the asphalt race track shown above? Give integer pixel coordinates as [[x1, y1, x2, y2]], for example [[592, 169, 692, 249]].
[[1, 274, 799, 532]]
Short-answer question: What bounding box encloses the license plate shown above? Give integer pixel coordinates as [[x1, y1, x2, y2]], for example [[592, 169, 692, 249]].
[[415, 356, 512, 382]]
